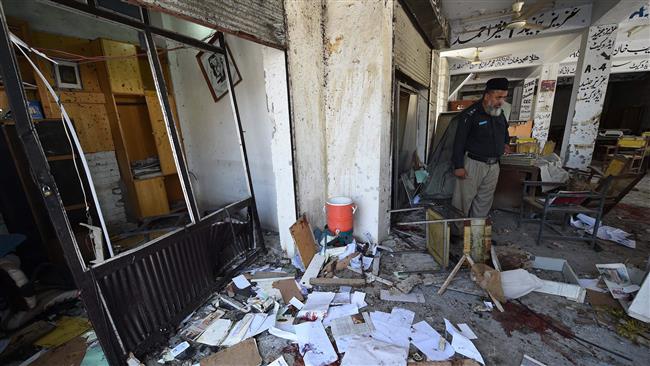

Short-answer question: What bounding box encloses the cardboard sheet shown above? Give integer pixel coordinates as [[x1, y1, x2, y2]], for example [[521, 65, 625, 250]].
[[273, 279, 304, 304], [290, 215, 319, 267], [200, 338, 262, 366]]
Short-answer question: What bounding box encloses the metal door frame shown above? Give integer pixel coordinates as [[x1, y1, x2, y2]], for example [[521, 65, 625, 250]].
[[0, 1, 264, 363]]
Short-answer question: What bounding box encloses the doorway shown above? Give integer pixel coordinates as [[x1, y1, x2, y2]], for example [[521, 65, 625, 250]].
[[392, 82, 428, 209]]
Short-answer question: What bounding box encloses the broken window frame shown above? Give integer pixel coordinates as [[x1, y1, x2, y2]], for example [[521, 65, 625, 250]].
[[0, 1, 265, 364]]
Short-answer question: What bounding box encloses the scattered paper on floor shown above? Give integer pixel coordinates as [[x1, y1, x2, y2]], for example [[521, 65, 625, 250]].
[[323, 304, 359, 327], [232, 274, 252, 289], [457, 323, 478, 340], [351, 291, 367, 308], [596, 263, 638, 299], [295, 321, 338, 366], [331, 312, 375, 353], [571, 214, 635, 248], [444, 319, 484, 365], [410, 320, 454, 361], [298, 292, 335, 320], [268, 355, 289, 366], [197, 319, 233, 346], [369, 309, 412, 349], [340, 337, 407, 366]]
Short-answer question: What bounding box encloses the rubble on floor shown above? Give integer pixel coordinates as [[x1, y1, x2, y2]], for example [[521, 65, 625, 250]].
[[140, 207, 649, 366], [7, 200, 648, 366]]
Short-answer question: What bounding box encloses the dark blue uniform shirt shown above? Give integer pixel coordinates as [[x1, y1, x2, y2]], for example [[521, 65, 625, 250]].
[[452, 101, 510, 169]]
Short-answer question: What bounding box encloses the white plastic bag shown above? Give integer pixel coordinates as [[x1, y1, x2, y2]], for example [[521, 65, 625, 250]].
[[500, 269, 544, 299]]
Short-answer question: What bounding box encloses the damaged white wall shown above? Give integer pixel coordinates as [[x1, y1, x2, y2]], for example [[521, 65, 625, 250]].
[[284, 0, 328, 230], [161, 16, 292, 235], [287, 0, 393, 241]]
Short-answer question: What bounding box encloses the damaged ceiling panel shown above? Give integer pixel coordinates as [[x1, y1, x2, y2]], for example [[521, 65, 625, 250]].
[[132, 0, 286, 48]]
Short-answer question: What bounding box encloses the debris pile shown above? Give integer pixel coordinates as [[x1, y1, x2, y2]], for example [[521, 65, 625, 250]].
[[149, 215, 493, 366]]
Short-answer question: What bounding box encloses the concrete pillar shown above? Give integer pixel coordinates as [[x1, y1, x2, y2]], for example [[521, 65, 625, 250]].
[[262, 47, 297, 257], [561, 24, 618, 169], [323, 0, 394, 240], [286, 0, 394, 241], [531, 63, 559, 147], [284, 1, 327, 228]]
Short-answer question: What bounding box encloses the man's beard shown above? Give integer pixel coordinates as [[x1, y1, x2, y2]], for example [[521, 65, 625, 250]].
[[485, 104, 502, 117]]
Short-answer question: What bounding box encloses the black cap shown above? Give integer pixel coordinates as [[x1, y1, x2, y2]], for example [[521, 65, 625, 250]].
[[485, 78, 509, 91]]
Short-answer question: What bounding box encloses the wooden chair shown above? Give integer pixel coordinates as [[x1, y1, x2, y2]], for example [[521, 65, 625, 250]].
[[518, 178, 611, 249], [569, 162, 643, 216]]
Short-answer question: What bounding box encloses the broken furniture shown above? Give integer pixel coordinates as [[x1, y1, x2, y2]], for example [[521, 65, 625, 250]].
[[518, 179, 610, 248], [400, 206, 492, 269], [437, 254, 504, 312], [568, 162, 644, 216], [602, 135, 649, 174], [493, 163, 539, 210]]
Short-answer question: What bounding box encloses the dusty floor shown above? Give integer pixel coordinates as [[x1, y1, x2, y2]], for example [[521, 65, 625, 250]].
[[148, 175, 650, 366]]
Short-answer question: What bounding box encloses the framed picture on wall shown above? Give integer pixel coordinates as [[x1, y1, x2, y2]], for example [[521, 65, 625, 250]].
[[196, 34, 242, 102], [54, 60, 82, 89]]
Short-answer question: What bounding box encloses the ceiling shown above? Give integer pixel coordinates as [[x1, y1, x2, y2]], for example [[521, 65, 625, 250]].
[[440, 0, 594, 22]]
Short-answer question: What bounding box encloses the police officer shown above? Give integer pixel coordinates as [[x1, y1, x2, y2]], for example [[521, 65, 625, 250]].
[[451, 78, 511, 220]]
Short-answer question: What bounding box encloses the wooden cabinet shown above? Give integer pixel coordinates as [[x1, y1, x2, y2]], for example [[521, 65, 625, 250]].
[[145, 91, 177, 175], [134, 177, 171, 217], [96, 39, 183, 219]]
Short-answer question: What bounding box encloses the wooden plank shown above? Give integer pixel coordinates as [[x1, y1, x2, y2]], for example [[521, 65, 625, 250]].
[[290, 215, 318, 268], [0, 90, 9, 112], [100, 39, 144, 95], [309, 277, 366, 287], [426, 209, 450, 269], [145, 90, 176, 175], [437, 255, 467, 295], [299, 253, 325, 289], [59, 92, 106, 104], [133, 177, 170, 218]]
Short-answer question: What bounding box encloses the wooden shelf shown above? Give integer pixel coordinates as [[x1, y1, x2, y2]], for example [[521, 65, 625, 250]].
[[133, 173, 164, 181]]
